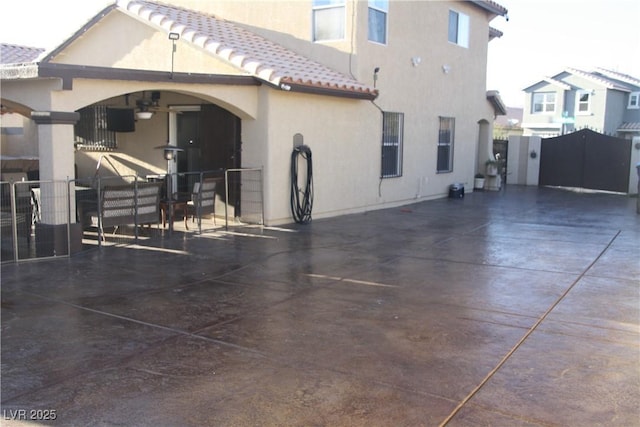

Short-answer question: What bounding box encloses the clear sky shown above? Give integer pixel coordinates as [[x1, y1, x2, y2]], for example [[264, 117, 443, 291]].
[[1, 0, 639, 108]]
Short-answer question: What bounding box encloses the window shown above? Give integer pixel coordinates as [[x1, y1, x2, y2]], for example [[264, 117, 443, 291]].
[[576, 90, 591, 114], [629, 92, 640, 109], [437, 117, 454, 173], [381, 112, 404, 178], [448, 10, 469, 48], [74, 105, 117, 150], [368, 0, 388, 44], [312, 0, 345, 41], [532, 92, 556, 113]]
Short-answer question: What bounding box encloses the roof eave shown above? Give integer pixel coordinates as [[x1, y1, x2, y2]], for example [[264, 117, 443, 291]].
[[278, 81, 378, 101], [470, 0, 508, 17], [489, 27, 503, 40], [0, 63, 40, 80], [5, 62, 260, 90], [487, 90, 507, 116]]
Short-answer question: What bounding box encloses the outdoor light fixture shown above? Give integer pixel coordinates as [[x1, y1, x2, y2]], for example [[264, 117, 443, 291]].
[[136, 111, 153, 120], [169, 32, 180, 79], [373, 67, 380, 88], [155, 144, 183, 161]]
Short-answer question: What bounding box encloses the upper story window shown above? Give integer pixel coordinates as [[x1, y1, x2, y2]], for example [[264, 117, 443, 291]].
[[312, 0, 345, 42], [629, 92, 640, 109], [576, 90, 591, 114], [368, 0, 388, 44], [532, 92, 556, 114], [448, 10, 469, 48]]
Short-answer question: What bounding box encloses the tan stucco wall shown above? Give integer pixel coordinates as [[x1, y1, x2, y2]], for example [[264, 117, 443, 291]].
[[1, 0, 499, 225], [253, 89, 381, 224], [51, 11, 243, 76], [353, 1, 495, 190]]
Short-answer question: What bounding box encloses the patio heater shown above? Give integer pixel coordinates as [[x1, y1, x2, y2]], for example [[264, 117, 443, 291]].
[[155, 144, 183, 232]]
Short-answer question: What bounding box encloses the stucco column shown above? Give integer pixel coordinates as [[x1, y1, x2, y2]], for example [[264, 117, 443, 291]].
[[32, 111, 80, 225], [526, 136, 542, 186], [477, 120, 492, 173]]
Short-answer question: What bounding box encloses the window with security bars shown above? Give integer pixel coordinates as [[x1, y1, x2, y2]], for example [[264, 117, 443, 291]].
[[74, 105, 117, 150], [437, 117, 454, 173], [381, 112, 404, 178]]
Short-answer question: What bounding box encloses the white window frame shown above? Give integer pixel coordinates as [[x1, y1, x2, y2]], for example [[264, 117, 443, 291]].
[[629, 92, 640, 109], [437, 117, 455, 173], [532, 92, 556, 114], [448, 10, 469, 48], [368, 0, 388, 45], [576, 90, 591, 115], [312, 0, 346, 42]]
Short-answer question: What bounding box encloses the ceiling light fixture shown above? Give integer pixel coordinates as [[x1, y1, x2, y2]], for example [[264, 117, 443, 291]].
[[136, 111, 153, 120]]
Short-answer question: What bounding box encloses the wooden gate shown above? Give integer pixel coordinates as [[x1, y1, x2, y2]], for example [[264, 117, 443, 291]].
[[540, 129, 631, 193]]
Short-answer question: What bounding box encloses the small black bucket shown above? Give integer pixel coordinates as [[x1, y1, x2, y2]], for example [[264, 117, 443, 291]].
[[449, 183, 464, 199]]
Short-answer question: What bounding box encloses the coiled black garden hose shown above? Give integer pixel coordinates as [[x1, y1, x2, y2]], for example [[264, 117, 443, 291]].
[[290, 145, 313, 224]]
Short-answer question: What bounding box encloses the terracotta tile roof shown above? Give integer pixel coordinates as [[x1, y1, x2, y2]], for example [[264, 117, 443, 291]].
[[470, 1, 508, 16], [1, 43, 45, 65], [117, 0, 377, 99]]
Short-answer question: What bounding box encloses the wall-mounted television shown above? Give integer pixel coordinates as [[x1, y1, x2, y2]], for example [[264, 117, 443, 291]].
[[106, 107, 135, 132]]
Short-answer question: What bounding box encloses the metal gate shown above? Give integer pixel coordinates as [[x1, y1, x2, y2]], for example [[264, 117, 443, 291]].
[[540, 129, 631, 193], [493, 139, 508, 184]]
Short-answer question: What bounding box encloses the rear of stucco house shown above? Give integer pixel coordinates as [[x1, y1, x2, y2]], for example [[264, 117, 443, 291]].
[[1, 0, 507, 226]]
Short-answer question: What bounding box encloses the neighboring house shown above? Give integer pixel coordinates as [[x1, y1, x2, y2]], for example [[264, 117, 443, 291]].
[[1, 0, 507, 227], [493, 106, 523, 139], [521, 68, 640, 139]]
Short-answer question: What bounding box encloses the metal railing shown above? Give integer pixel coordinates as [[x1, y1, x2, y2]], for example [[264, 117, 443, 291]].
[[1, 179, 72, 262], [224, 168, 264, 228], [1, 168, 264, 263]]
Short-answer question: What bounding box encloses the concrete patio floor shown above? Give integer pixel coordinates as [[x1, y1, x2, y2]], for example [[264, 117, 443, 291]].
[[1, 185, 639, 426]]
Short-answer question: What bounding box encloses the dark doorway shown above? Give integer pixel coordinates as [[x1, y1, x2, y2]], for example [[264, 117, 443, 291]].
[[198, 104, 241, 171], [176, 111, 200, 193], [172, 104, 242, 215], [172, 103, 242, 220]]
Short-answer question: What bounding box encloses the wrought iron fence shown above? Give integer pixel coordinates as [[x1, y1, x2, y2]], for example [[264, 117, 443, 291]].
[[1, 168, 264, 263], [1, 178, 72, 262], [224, 168, 264, 227]]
